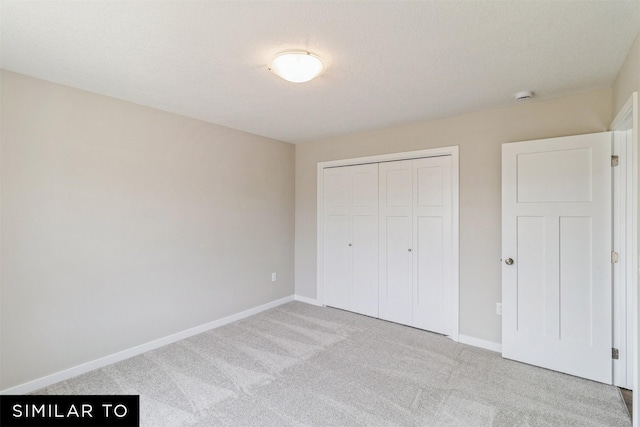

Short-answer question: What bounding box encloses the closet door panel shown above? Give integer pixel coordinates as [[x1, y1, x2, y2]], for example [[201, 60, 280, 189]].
[[379, 161, 413, 325], [413, 156, 453, 335], [352, 167, 378, 208], [386, 169, 412, 206], [323, 164, 378, 316], [416, 164, 444, 207], [324, 171, 349, 211], [323, 167, 352, 310], [349, 163, 379, 317], [415, 216, 445, 331], [350, 214, 379, 316], [323, 214, 350, 309], [380, 215, 412, 323]]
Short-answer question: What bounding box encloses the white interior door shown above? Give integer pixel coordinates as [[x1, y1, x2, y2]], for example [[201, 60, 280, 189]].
[[502, 132, 612, 383]]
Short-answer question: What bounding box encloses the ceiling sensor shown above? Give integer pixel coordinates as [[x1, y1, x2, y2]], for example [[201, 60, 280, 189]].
[[515, 91, 534, 101]]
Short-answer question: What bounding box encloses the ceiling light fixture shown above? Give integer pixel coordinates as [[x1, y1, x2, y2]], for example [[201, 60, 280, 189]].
[[515, 91, 534, 101], [268, 51, 325, 83]]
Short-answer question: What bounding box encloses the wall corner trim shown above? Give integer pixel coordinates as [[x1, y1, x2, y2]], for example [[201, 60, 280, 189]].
[[458, 334, 502, 353], [1, 295, 295, 395]]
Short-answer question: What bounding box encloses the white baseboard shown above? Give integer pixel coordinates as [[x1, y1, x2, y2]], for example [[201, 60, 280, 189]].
[[1, 295, 295, 395], [294, 295, 321, 306], [458, 334, 502, 353]]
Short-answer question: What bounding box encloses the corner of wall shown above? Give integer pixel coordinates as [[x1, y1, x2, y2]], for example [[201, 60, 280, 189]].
[[613, 31, 640, 115]]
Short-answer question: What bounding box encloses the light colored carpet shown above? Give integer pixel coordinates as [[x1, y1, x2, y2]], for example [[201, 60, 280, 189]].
[[35, 302, 630, 426]]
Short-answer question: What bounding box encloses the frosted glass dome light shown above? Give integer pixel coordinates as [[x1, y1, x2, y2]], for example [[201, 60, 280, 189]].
[[268, 51, 325, 83]]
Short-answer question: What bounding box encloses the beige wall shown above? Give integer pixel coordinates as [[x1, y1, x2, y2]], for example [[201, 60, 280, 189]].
[[613, 31, 640, 115], [295, 88, 612, 344], [0, 70, 295, 390]]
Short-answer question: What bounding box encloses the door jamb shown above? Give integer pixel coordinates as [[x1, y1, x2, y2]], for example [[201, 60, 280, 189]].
[[316, 146, 460, 341], [610, 92, 638, 419]]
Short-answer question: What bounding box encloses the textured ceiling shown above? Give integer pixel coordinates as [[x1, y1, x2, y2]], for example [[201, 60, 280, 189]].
[[2, 1, 639, 143]]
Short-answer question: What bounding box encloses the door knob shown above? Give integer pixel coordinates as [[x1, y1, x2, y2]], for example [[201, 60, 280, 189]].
[[348, 243, 352, 247], [408, 249, 412, 252], [505, 258, 514, 265]]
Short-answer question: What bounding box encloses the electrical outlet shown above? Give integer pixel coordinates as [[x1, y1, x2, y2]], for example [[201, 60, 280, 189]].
[[496, 302, 502, 316], [271, 272, 277, 282]]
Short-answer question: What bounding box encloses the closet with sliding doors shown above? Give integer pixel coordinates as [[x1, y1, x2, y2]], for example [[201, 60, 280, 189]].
[[321, 154, 455, 336]]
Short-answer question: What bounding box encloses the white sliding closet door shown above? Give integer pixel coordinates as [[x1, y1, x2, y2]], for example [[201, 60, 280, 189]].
[[379, 156, 453, 335], [323, 164, 379, 317]]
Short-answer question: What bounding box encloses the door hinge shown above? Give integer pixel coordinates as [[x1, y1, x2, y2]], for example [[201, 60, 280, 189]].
[[611, 251, 619, 263], [612, 155, 619, 167], [612, 348, 619, 360]]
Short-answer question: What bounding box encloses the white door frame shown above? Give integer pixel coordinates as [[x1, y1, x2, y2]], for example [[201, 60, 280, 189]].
[[316, 146, 460, 341], [610, 92, 638, 424], [612, 93, 638, 390]]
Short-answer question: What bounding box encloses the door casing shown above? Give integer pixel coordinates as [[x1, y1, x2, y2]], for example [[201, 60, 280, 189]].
[[610, 92, 638, 411]]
